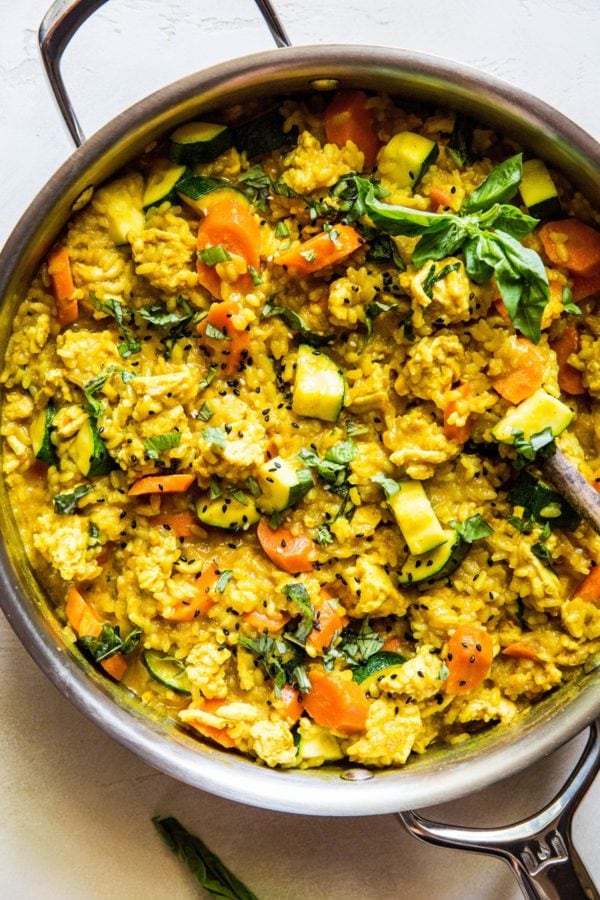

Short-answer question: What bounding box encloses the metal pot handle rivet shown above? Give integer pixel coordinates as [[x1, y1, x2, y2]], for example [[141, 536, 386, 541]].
[[38, 0, 292, 147], [398, 720, 600, 900]]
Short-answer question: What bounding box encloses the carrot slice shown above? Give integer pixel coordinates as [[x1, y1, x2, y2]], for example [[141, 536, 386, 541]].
[[304, 669, 369, 734], [274, 684, 304, 725], [445, 623, 494, 695], [324, 90, 380, 170], [382, 636, 405, 654], [502, 642, 541, 662], [273, 224, 363, 276], [47, 246, 78, 326], [128, 474, 195, 496], [188, 698, 237, 749], [574, 565, 600, 602], [306, 591, 348, 655], [428, 186, 453, 211], [539, 219, 600, 276], [162, 563, 219, 622], [572, 272, 600, 302], [65, 585, 128, 681], [256, 518, 315, 574], [492, 336, 544, 404], [443, 382, 472, 443], [196, 195, 260, 299], [149, 512, 197, 539], [243, 609, 291, 633], [197, 298, 250, 376], [551, 325, 586, 396]]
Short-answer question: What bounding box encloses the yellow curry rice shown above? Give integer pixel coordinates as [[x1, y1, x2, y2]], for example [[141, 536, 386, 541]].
[[3, 91, 600, 769]]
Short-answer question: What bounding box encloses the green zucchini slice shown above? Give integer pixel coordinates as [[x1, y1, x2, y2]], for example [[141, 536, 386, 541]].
[[519, 159, 561, 221], [168, 122, 233, 165], [292, 345, 346, 423], [143, 160, 188, 209], [70, 417, 114, 478], [398, 529, 469, 585], [256, 456, 313, 514], [378, 131, 439, 189], [296, 720, 344, 764], [352, 651, 407, 691], [196, 492, 260, 531], [30, 402, 57, 466], [233, 108, 290, 160], [491, 389, 574, 445], [386, 480, 447, 556], [143, 650, 192, 694], [100, 179, 145, 245]]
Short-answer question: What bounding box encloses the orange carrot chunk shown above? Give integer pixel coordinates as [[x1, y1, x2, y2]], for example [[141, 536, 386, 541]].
[[428, 186, 453, 211], [275, 684, 304, 725], [188, 698, 237, 749], [65, 585, 128, 681], [572, 272, 600, 302], [149, 512, 197, 539], [539, 219, 600, 277], [492, 336, 544, 404], [502, 642, 541, 662], [443, 382, 472, 443], [551, 325, 586, 396], [243, 609, 291, 633], [197, 298, 250, 376], [304, 669, 369, 734], [162, 562, 219, 622], [196, 195, 260, 299], [48, 246, 78, 326], [306, 592, 349, 655], [445, 624, 494, 695], [324, 90, 380, 170], [574, 566, 600, 602], [128, 474, 195, 496], [273, 224, 363, 276], [256, 518, 315, 574]]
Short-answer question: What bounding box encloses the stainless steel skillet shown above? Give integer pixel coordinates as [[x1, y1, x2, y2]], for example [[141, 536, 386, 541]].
[[1, 2, 600, 896]]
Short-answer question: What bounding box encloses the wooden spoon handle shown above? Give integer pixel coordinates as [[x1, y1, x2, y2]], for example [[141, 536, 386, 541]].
[[541, 448, 600, 535]]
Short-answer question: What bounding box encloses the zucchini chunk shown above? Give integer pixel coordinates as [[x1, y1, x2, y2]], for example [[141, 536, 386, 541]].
[[447, 115, 475, 169], [386, 480, 446, 556], [143, 160, 188, 209], [233, 108, 290, 159], [176, 176, 246, 216], [30, 402, 57, 466], [398, 529, 469, 585], [70, 417, 113, 478], [377, 131, 439, 190], [292, 345, 346, 423], [196, 492, 260, 531], [491, 388, 573, 445], [142, 650, 192, 694], [352, 651, 407, 691], [296, 720, 344, 764], [256, 456, 313, 514], [100, 180, 145, 245], [168, 122, 233, 165], [519, 159, 561, 221]]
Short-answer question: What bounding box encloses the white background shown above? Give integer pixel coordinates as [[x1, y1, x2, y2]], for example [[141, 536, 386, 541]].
[[2, 1, 600, 897]]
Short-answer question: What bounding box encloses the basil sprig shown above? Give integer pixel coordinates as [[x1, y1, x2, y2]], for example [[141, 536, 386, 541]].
[[340, 155, 550, 343]]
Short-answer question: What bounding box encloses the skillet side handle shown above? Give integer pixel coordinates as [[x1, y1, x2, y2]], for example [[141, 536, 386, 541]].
[[38, 0, 292, 148], [398, 721, 600, 900]]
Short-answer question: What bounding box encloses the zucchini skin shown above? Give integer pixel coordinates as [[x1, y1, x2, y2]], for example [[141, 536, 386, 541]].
[[30, 402, 57, 466], [71, 418, 114, 478], [142, 650, 192, 694], [233, 108, 292, 159], [398, 532, 469, 586], [352, 651, 407, 688], [168, 123, 234, 165], [519, 159, 562, 221], [292, 345, 346, 423], [143, 162, 188, 209], [196, 493, 260, 532]]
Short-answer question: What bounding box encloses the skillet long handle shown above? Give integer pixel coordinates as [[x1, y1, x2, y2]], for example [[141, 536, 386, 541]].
[[398, 721, 600, 900], [38, 0, 292, 147]]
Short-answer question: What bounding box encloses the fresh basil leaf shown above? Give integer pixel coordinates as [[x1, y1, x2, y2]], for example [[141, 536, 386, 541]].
[[511, 427, 556, 462], [531, 540, 555, 570], [92, 294, 140, 358], [463, 234, 495, 284], [292, 664, 311, 693], [315, 524, 334, 545], [79, 624, 141, 662], [54, 484, 93, 515], [365, 300, 399, 337], [412, 221, 467, 267], [485, 230, 549, 344], [205, 322, 231, 341], [371, 473, 400, 499], [153, 816, 258, 900], [462, 154, 523, 213], [262, 302, 334, 347], [403, 311, 415, 342], [561, 286, 582, 316], [214, 570, 233, 593], [282, 583, 315, 643], [449, 514, 494, 543], [422, 261, 461, 299], [365, 192, 455, 236], [447, 115, 475, 168], [139, 304, 195, 329], [365, 233, 406, 270], [331, 174, 386, 222], [325, 439, 357, 466], [275, 221, 290, 238], [247, 265, 263, 286], [298, 443, 354, 488], [199, 365, 218, 391], [143, 432, 181, 460], [479, 203, 539, 239], [202, 427, 226, 449], [507, 471, 580, 531]]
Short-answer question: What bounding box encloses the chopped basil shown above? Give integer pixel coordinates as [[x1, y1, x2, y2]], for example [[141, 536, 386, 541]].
[[198, 244, 231, 266], [346, 420, 369, 437], [315, 524, 334, 545], [92, 294, 141, 358], [139, 298, 199, 359], [282, 583, 315, 643], [87, 521, 101, 548], [245, 476, 261, 498], [262, 300, 334, 347], [143, 432, 181, 460], [205, 322, 231, 341], [365, 232, 406, 270], [449, 514, 494, 543], [298, 440, 356, 489], [562, 286, 582, 316], [328, 617, 383, 668], [54, 484, 93, 515], [371, 473, 400, 500], [79, 623, 141, 662], [153, 816, 258, 900], [238, 632, 307, 696], [247, 265, 263, 285], [198, 402, 214, 422], [511, 427, 556, 462], [199, 365, 218, 391], [214, 570, 233, 593], [403, 311, 415, 342], [202, 427, 226, 449], [508, 470, 580, 531], [365, 299, 399, 336], [422, 261, 461, 299], [209, 476, 222, 500]]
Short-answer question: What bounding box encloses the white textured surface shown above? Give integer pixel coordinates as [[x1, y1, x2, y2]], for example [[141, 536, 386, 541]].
[[2, 2, 600, 898]]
